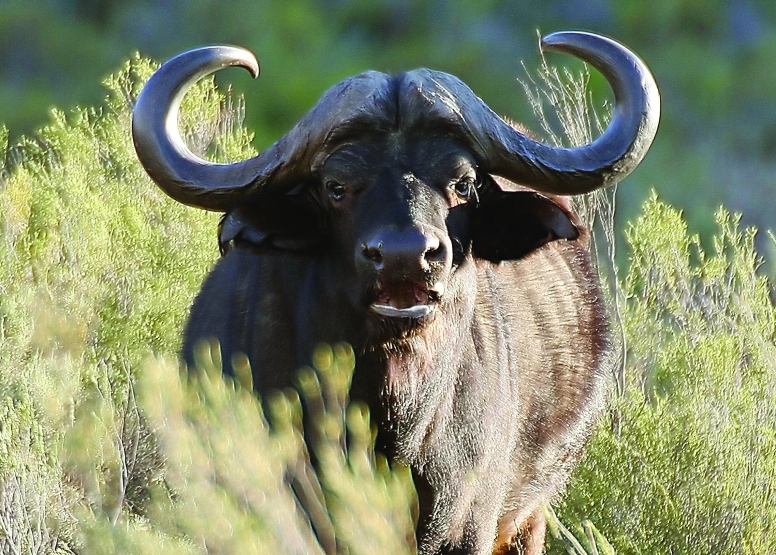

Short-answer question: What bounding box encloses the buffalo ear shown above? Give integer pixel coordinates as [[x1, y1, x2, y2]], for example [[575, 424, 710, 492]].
[[219, 193, 321, 254], [471, 191, 579, 262]]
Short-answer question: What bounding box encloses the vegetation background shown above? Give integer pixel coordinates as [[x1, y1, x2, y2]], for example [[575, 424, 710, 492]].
[[2, 0, 776, 253], [1, 1, 776, 554]]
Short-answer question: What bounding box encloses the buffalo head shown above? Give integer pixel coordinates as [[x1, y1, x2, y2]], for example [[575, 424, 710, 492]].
[[132, 31, 658, 342]]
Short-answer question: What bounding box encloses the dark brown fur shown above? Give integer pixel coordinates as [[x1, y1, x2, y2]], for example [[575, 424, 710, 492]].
[[184, 128, 612, 553], [135, 36, 657, 552]]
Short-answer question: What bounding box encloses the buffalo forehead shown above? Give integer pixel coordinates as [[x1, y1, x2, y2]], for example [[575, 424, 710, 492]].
[[315, 69, 484, 158], [396, 69, 478, 131], [322, 133, 477, 183]]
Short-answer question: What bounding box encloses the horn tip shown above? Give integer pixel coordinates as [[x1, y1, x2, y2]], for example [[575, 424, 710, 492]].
[[216, 45, 260, 79], [540, 30, 615, 54]]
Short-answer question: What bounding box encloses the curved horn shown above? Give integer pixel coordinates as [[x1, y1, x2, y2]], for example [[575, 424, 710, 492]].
[[418, 31, 660, 195], [501, 31, 659, 193], [133, 46, 393, 211], [132, 46, 269, 210]]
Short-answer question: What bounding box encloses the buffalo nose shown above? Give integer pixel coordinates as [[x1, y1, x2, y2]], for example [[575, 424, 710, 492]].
[[360, 228, 446, 272]]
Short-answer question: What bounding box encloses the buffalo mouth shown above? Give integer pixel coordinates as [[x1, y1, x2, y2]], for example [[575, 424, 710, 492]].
[[369, 281, 441, 319]]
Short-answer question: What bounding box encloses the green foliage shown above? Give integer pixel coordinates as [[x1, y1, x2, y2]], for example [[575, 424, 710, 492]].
[[78, 343, 416, 555], [550, 195, 776, 554], [0, 53, 216, 554], [0, 55, 416, 554], [545, 506, 615, 555], [1, 50, 776, 554], [0, 54, 228, 369]]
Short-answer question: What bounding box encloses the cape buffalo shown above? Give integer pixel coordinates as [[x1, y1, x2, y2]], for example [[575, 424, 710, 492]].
[[132, 31, 659, 554]]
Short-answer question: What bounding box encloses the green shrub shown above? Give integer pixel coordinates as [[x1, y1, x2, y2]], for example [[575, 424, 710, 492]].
[[0, 54, 220, 554], [0, 56, 415, 554], [79, 343, 416, 555], [1, 52, 775, 555], [550, 197, 776, 554]]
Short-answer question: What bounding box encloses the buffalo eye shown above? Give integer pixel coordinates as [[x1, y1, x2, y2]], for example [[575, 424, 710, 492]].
[[451, 174, 480, 201], [325, 180, 346, 201]]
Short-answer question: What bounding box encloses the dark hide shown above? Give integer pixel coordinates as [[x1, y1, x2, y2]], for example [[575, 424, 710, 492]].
[[186, 214, 609, 554], [183, 74, 612, 555]]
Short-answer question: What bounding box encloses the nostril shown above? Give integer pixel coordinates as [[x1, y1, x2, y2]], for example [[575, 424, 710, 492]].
[[424, 240, 445, 262], [362, 243, 383, 263]]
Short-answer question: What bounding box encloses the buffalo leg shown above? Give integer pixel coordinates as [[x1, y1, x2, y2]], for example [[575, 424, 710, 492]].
[[493, 508, 546, 555]]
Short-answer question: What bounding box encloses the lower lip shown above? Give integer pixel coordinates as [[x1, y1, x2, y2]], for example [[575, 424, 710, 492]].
[[369, 304, 435, 319]]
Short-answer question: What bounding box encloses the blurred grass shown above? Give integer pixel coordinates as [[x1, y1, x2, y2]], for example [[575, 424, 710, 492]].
[[76, 342, 416, 555]]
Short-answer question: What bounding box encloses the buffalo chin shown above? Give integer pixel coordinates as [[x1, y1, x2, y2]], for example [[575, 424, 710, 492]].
[[364, 307, 437, 349]]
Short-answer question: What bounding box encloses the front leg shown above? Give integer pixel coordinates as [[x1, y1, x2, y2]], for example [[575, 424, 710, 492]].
[[493, 508, 546, 555], [414, 467, 524, 555]]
